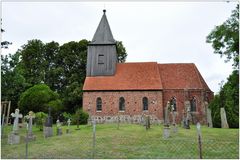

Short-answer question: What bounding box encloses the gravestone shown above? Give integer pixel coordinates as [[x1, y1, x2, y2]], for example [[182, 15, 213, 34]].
[[163, 101, 170, 138], [66, 119, 71, 134], [183, 101, 190, 129], [145, 115, 151, 130], [220, 108, 229, 128], [56, 119, 62, 135], [25, 111, 36, 141], [44, 107, 53, 138], [206, 108, 213, 128], [8, 109, 22, 144], [171, 111, 178, 133]]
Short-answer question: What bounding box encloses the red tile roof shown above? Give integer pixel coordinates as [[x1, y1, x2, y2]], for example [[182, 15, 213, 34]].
[[158, 63, 210, 90], [83, 62, 211, 91], [83, 62, 162, 91]]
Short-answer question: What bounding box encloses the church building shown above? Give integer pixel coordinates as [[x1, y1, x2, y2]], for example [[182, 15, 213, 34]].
[[83, 10, 213, 124]]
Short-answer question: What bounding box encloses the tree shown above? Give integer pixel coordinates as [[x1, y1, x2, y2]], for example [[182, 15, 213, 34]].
[[2, 38, 128, 114], [1, 19, 12, 49], [206, 4, 239, 69], [18, 84, 63, 114], [207, 5, 239, 128]]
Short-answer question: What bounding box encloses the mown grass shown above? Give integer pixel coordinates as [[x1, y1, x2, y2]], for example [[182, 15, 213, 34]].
[[1, 123, 239, 159]]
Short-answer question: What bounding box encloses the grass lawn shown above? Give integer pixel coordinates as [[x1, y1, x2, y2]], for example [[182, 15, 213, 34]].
[[1, 123, 239, 159]]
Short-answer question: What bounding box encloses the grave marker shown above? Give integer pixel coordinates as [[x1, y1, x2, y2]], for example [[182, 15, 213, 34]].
[[66, 118, 71, 134], [44, 107, 53, 138], [56, 119, 63, 136], [8, 109, 22, 144], [220, 108, 229, 128], [25, 111, 36, 141]]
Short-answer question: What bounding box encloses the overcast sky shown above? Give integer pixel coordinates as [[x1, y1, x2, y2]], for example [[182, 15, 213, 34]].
[[1, 1, 238, 93]]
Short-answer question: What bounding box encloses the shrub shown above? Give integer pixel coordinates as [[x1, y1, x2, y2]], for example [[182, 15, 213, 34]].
[[73, 108, 89, 125], [35, 112, 47, 131]]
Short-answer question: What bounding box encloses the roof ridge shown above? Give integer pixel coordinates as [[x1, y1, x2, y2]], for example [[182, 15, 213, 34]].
[[192, 64, 204, 89]]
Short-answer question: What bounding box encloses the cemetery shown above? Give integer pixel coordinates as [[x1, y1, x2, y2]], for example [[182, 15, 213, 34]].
[[1, 111, 239, 159]]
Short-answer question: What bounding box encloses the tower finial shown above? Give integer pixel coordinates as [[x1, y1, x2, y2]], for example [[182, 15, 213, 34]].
[[103, 9, 106, 14]]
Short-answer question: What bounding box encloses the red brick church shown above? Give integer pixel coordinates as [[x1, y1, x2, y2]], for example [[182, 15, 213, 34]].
[[83, 10, 213, 124]]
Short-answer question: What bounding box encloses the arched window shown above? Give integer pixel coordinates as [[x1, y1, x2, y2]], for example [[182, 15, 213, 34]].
[[96, 97, 102, 111], [190, 97, 197, 112], [170, 97, 177, 111], [143, 97, 148, 111], [119, 97, 125, 111]]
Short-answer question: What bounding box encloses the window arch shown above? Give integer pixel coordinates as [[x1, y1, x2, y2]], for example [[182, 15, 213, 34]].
[[190, 97, 197, 112], [142, 97, 148, 111], [170, 97, 177, 111], [96, 97, 102, 111], [119, 97, 125, 111]]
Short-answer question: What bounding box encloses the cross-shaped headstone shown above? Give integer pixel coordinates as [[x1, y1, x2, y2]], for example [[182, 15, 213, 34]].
[[67, 119, 71, 128], [11, 109, 23, 134], [56, 119, 61, 128], [25, 111, 35, 135]]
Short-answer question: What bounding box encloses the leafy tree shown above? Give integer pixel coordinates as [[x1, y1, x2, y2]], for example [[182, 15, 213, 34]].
[[1, 19, 12, 49], [206, 4, 239, 68], [2, 38, 127, 115], [1, 53, 28, 110], [18, 84, 63, 114]]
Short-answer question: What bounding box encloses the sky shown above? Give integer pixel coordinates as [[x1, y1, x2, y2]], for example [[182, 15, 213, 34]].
[[1, 1, 238, 93]]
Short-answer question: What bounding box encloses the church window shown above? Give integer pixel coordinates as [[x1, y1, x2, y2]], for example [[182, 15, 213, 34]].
[[119, 97, 125, 111], [143, 97, 148, 111], [96, 97, 102, 111], [190, 97, 197, 112], [98, 54, 104, 64], [170, 97, 177, 111]]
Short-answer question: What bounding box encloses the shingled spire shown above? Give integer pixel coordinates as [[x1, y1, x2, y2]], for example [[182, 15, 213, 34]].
[[87, 10, 117, 76], [90, 10, 116, 44]]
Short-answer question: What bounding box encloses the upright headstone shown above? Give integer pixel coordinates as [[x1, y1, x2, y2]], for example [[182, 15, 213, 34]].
[[207, 108, 213, 128], [220, 108, 229, 128], [183, 101, 190, 129], [163, 101, 170, 139], [171, 111, 178, 133], [8, 109, 23, 144], [66, 119, 71, 134], [44, 107, 53, 138], [56, 119, 62, 136], [25, 111, 36, 141]]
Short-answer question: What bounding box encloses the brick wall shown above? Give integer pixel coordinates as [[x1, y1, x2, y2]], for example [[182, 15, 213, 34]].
[[83, 91, 163, 123]]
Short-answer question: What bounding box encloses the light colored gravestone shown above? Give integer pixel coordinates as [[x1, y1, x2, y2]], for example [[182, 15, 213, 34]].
[[163, 101, 170, 138], [183, 101, 190, 129], [25, 111, 36, 141], [207, 108, 213, 128], [44, 107, 53, 138], [171, 111, 178, 133], [220, 108, 229, 128], [8, 109, 22, 144], [66, 119, 71, 134], [56, 119, 62, 135]]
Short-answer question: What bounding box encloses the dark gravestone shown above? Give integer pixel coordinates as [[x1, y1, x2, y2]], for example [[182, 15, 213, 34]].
[[44, 107, 53, 138]]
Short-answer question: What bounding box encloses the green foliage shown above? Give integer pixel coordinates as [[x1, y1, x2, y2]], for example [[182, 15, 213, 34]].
[[116, 41, 127, 63], [209, 70, 239, 128], [18, 84, 63, 114], [1, 39, 128, 114], [62, 112, 73, 124], [35, 112, 47, 131], [74, 108, 89, 125], [206, 5, 239, 68]]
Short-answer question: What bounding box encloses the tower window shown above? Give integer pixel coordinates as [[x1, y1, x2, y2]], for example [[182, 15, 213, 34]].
[[98, 54, 104, 64]]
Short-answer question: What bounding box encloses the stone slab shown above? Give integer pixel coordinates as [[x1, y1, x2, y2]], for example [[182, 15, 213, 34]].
[[44, 127, 53, 138], [8, 133, 20, 144]]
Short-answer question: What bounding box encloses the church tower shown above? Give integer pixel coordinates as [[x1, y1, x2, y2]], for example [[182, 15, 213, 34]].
[[86, 10, 117, 76]]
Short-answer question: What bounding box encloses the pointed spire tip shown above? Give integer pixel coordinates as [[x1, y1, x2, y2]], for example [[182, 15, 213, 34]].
[[103, 9, 106, 14]]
